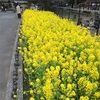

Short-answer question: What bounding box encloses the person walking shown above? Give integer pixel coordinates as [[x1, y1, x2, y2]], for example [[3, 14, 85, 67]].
[[84, 20, 90, 28], [94, 15, 100, 36], [77, 18, 82, 26], [16, 3, 21, 18], [89, 18, 94, 27], [1, 3, 6, 12]]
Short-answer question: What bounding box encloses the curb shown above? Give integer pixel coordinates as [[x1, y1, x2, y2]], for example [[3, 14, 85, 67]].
[[5, 21, 23, 100]]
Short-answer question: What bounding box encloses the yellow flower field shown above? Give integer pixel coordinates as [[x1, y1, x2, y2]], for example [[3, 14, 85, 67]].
[[18, 9, 100, 100]]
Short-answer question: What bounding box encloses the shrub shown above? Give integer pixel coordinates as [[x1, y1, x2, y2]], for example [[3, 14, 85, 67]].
[[19, 9, 100, 100]]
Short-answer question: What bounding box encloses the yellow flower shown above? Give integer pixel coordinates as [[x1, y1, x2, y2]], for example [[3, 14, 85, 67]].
[[30, 97, 35, 100], [23, 91, 26, 94], [70, 91, 76, 96], [60, 95, 65, 99], [80, 96, 89, 100], [52, 56, 57, 62], [88, 54, 95, 61], [56, 66, 60, 71], [73, 73, 77, 78], [32, 70, 34, 72], [65, 98, 70, 100], [29, 82, 34, 86], [19, 39, 22, 42], [85, 96, 89, 100], [80, 96, 84, 100], [85, 81, 93, 95], [40, 97, 45, 100], [24, 68, 28, 72], [43, 79, 53, 99], [67, 76, 72, 83], [78, 77, 86, 86], [62, 62, 69, 68], [50, 66, 54, 71], [13, 95, 17, 98], [30, 90, 33, 94], [67, 84, 72, 90], [46, 68, 49, 72], [60, 84, 65, 89], [18, 47, 21, 50], [36, 78, 40, 83], [94, 92, 100, 98]]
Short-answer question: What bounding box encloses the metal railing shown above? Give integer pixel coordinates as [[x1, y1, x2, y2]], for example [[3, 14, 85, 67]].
[[52, 6, 99, 22]]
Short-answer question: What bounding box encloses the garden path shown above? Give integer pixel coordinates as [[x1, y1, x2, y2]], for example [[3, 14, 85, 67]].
[[0, 11, 20, 100]]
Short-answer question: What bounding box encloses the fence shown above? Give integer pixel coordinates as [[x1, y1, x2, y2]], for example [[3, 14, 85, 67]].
[[50, 6, 99, 24]]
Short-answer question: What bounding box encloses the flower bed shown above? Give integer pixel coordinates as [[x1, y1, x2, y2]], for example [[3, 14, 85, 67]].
[[18, 9, 100, 100]]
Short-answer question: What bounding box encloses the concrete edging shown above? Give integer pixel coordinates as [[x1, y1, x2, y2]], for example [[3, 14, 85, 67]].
[[5, 21, 23, 100]]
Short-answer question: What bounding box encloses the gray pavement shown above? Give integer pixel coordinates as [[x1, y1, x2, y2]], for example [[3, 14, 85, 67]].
[[0, 11, 20, 100]]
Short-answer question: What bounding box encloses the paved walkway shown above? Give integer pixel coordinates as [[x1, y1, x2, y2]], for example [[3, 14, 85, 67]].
[[0, 11, 20, 100]]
